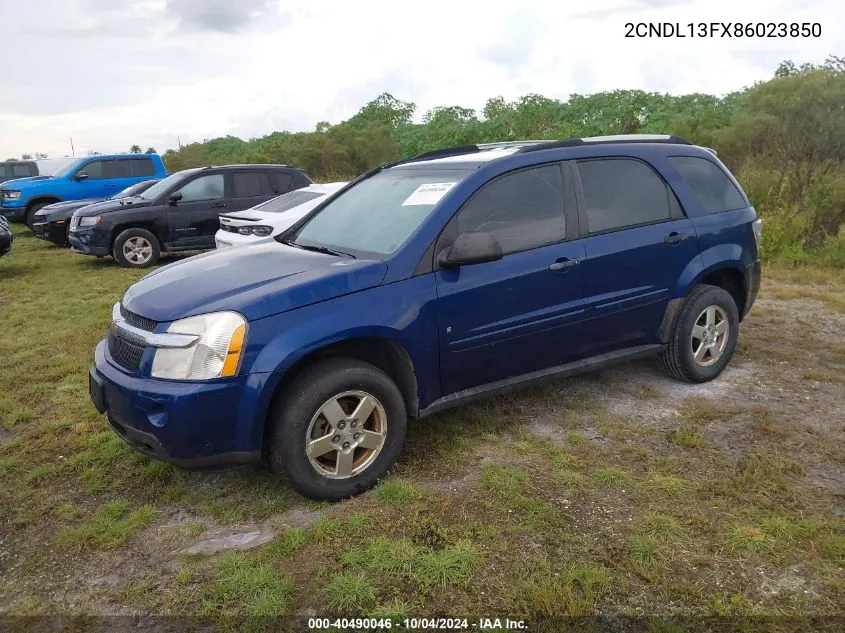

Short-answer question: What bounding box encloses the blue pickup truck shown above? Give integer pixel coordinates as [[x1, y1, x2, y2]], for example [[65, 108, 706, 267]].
[[90, 135, 761, 500], [0, 154, 167, 227]]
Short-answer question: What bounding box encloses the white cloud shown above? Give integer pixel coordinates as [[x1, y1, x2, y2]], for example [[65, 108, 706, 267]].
[[1, 0, 842, 158]]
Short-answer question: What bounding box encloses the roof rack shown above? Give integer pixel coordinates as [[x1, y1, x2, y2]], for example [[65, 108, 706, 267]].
[[517, 134, 693, 153]]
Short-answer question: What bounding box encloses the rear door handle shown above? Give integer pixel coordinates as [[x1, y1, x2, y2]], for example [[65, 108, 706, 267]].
[[211, 202, 228, 208], [664, 232, 689, 245], [549, 258, 580, 271]]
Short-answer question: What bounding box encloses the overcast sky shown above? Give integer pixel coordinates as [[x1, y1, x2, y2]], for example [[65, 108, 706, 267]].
[[0, 0, 841, 159]]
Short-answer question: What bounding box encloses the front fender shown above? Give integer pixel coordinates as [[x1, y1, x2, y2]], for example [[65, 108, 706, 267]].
[[241, 274, 440, 444]]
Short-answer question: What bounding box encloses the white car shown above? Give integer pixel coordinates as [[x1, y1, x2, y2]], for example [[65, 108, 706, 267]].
[[215, 182, 347, 249]]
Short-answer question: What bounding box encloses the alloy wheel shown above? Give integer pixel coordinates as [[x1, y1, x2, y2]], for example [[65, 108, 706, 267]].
[[690, 305, 729, 367], [123, 237, 153, 265], [304, 390, 387, 479]]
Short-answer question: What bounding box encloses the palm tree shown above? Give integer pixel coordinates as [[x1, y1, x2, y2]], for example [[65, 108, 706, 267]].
[[129, 145, 142, 154], [145, 147, 157, 154]]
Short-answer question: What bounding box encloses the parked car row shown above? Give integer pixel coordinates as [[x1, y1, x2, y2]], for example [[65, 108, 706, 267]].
[[1, 154, 322, 267], [88, 134, 762, 500], [0, 215, 12, 257]]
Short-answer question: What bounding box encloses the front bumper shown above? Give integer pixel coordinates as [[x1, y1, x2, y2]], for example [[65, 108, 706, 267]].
[[0, 206, 25, 222], [69, 230, 110, 256], [33, 220, 68, 245], [0, 231, 12, 255], [90, 340, 262, 469]]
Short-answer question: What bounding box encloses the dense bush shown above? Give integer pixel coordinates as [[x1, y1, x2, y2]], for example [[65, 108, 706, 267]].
[[162, 56, 845, 267]]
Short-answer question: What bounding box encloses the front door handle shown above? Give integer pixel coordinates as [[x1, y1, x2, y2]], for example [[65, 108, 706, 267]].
[[549, 258, 580, 271], [664, 232, 689, 245], [211, 202, 227, 208]]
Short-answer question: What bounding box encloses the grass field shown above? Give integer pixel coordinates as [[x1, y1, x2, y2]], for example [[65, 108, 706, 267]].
[[1, 225, 844, 626]]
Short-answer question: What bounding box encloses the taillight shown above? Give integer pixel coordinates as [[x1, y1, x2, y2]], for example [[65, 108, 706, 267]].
[[752, 218, 762, 250]]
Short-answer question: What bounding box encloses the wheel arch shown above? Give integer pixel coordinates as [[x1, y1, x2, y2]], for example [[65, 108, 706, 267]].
[[110, 222, 161, 250]]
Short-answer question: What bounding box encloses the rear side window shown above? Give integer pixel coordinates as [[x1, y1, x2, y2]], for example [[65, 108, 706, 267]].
[[456, 164, 565, 255], [576, 158, 677, 233], [256, 190, 324, 213], [669, 156, 745, 213], [233, 172, 263, 197], [104, 160, 133, 178], [130, 157, 156, 177], [268, 172, 294, 194], [12, 164, 33, 177]]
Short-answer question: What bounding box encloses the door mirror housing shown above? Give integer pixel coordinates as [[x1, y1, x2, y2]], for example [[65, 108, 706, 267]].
[[168, 191, 183, 205], [437, 232, 503, 269], [74, 172, 89, 181]]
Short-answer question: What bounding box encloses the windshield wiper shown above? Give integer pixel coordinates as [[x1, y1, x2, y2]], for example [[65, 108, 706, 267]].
[[284, 240, 356, 259]]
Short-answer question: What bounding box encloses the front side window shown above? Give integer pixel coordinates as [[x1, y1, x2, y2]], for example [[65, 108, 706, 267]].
[[174, 174, 224, 202], [138, 169, 200, 201], [291, 167, 472, 256], [577, 158, 675, 233], [0, 165, 6, 178], [78, 160, 105, 180], [455, 164, 565, 255], [669, 156, 745, 213]]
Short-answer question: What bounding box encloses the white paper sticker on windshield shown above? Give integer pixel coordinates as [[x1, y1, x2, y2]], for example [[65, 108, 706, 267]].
[[401, 182, 457, 206]]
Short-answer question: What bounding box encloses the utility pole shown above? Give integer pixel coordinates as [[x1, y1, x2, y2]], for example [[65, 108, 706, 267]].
[[70, 137, 75, 156]]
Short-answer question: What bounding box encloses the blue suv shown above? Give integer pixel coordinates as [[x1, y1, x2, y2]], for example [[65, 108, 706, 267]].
[[89, 135, 762, 500], [0, 154, 167, 227]]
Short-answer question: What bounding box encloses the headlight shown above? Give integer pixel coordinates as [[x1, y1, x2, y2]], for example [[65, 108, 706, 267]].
[[151, 311, 246, 380], [3, 191, 21, 200], [78, 216, 100, 227]]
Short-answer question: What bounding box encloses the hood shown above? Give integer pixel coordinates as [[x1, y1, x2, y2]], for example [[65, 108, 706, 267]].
[[1, 175, 54, 189], [121, 241, 388, 322], [36, 198, 103, 219], [75, 197, 153, 217]]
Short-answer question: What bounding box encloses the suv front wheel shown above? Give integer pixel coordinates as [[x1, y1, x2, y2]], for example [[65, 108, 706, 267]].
[[267, 357, 408, 500], [113, 228, 161, 268], [661, 284, 740, 383]]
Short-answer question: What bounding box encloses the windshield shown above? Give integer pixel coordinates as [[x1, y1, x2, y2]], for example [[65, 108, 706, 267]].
[[290, 168, 471, 256], [254, 189, 325, 213], [137, 170, 198, 201], [53, 158, 86, 179], [110, 180, 157, 200]]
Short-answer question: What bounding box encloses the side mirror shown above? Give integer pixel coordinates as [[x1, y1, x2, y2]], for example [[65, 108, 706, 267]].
[[75, 172, 89, 181], [437, 232, 503, 269], [168, 191, 183, 205]]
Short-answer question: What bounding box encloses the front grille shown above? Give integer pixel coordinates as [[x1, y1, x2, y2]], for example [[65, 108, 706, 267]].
[[120, 304, 157, 332], [108, 332, 145, 372]]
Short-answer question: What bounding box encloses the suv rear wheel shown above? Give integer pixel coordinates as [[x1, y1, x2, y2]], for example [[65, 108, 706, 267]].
[[267, 357, 407, 500], [661, 284, 739, 383], [113, 228, 160, 268]]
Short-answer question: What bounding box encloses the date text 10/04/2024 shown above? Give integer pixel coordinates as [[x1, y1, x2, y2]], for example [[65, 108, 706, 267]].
[[625, 22, 822, 38]]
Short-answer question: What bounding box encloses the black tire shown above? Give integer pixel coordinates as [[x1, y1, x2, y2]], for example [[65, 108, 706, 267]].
[[25, 202, 49, 230], [113, 228, 160, 268], [267, 357, 408, 500], [661, 284, 739, 383]]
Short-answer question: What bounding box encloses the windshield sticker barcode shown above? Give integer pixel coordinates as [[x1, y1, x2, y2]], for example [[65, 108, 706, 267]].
[[401, 182, 457, 206]]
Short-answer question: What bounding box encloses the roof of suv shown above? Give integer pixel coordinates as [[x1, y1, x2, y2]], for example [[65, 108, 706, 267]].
[[393, 134, 714, 170]]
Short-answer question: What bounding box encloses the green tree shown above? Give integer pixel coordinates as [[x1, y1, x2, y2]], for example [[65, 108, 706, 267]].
[[129, 145, 142, 154]]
